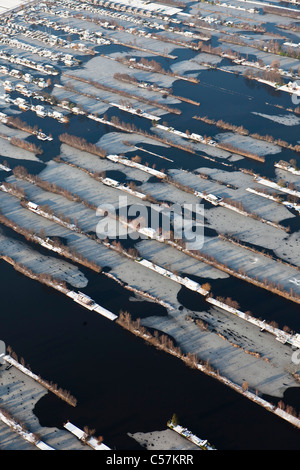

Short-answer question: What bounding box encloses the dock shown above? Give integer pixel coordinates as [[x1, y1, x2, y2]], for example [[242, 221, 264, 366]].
[[64, 422, 111, 450]]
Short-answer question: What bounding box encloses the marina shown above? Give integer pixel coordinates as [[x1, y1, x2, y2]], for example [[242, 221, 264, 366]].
[[0, 0, 299, 452]]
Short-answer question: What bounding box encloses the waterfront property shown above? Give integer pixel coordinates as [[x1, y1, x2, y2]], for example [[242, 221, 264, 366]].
[[0, 0, 300, 451]]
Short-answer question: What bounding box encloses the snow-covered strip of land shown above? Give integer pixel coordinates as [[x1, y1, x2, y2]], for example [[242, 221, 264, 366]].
[[4, 354, 42, 382], [136, 258, 210, 295], [66, 291, 118, 321], [25, 201, 79, 231], [168, 424, 215, 450], [254, 176, 300, 199], [275, 162, 300, 176], [194, 357, 300, 430], [0, 408, 55, 450], [64, 422, 110, 450], [213, 195, 283, 229], [278, 83, 300, 96], [246, 188, 300, 213], [246, 187, 278, 202], [0, 208, 116, 320], [107, 154, 167, 179], [206, 297, 300, 349], [109, 102, 160, 121], [101, 177, 146, 199], [0, 134, 41, 162], [155, 124, 188, 138], [155, 124, 216, 146], [252, 112, 300, 127], [87, 114, 118, 127], [253, 78, 280, 90]]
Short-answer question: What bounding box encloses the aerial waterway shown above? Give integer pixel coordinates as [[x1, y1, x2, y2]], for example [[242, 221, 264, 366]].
[[1, 259, 300, 450]]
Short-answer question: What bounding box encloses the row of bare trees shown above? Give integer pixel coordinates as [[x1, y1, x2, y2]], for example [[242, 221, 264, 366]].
[[13, 165, 96, 211], [63, 73, 182, 114], [107, 115, 197, 155], [263, 5, 300, 19], [7, 116, 38, 135], [115, 55, 199, 83], [117, 310, 207, 371], [278, 23, 300, 33], [0, 183, 102, 273], [2, 254, 68, 293], [244, 67, 283, 84], [194, 114, 300, 154], [217, 141, 264, 162], [221, 33, 300, 61], [59, 133, 107, 158], [219, 233, 299, 271], [118, 307, 300, 420], [10, 137, 43, 155], [6, 346, 77, 407], [172, 242, 300, 305], [197, 41, 239, 60], [0, 404, 42, 444], [114, 72, 200, 106], [2, 181, 26, 199]]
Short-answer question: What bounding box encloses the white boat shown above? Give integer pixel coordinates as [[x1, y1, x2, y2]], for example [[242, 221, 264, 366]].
[[4, 81, 14, 92], [36, 132, 48, 141], [35, 105, 47, 117]]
